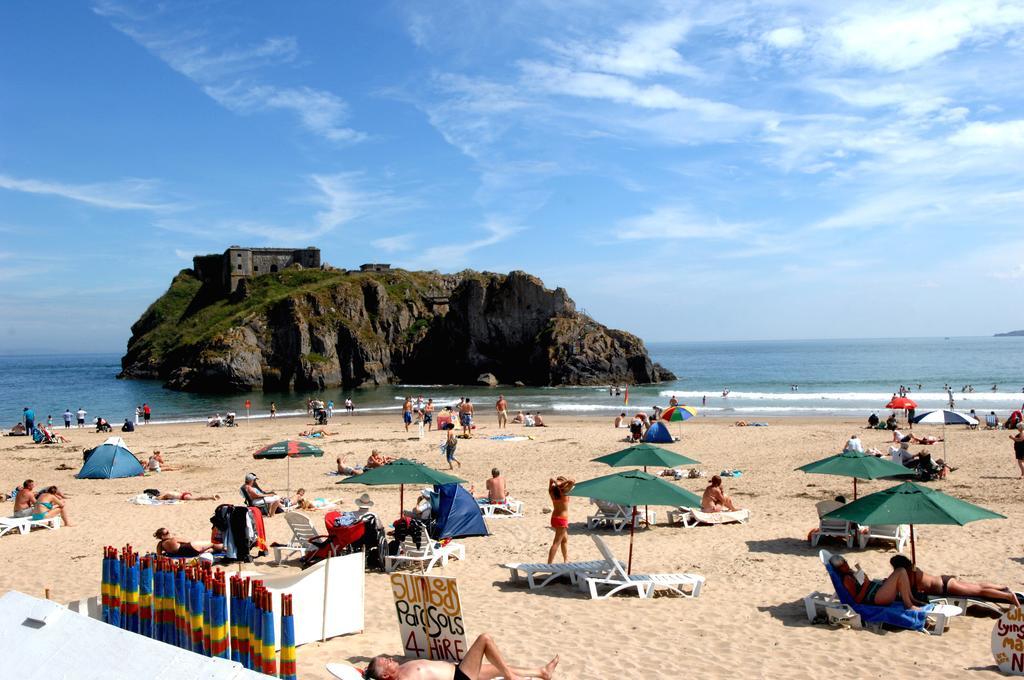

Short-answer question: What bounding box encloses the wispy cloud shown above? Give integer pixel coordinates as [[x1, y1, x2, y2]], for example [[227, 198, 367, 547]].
[[0, 174, 179, 211], [615, 205, 748, 240], [412, 217, 520, 267], [371, 234, 415, 253], [204, 83, 366, 143], [949, 119, 1024, 147], [93, 1, 365, 144]]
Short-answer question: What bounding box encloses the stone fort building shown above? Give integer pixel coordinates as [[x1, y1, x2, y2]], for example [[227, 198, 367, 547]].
[[193, 246, 321, 294]]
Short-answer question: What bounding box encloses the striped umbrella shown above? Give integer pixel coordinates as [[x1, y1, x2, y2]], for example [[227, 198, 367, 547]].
[[661, 404, 698, 439], [190, 571, 205, 654], [101, 547, 112, 624], [109, 552, 122, 629], [211, 577, 229, 659], [139, 556, 153, 638], [229, 578, 241, 663], [253, 440, 324, 498], [250, 584, 263, 671], [204, 573, 214, 656], [279, 594, 297, 680], [125, 553, 140, 633], [238, 579, 252, 669], [261, 591, 277, 676], [174, 565, 188, 648], [911, 409, 978, 464]]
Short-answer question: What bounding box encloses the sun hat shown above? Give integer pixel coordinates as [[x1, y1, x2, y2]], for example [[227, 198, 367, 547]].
[[355, 493, 374, 509]]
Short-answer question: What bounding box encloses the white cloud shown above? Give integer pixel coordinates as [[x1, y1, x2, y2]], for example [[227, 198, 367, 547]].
[[546, 15, 700, 79], [824, 2, 1024, 72], [205, 83, 365, 143], [763, 26, 806, 49], [0, 174, 178, 211], [414, 217, 519, 266], [95, 4, 365, 143], [949, 119, 1024, 147], [371, 234, 415, 253], [616, 205, 748, 240]]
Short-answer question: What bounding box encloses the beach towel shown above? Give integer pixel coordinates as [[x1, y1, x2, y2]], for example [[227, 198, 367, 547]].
[[824, 563, 932, 630], [685, 508, 750, 525], [487, 435, 530, 441], [127, 494, 181, 506]]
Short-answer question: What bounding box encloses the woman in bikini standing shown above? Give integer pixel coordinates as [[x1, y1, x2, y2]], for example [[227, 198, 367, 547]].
[[547, 476, 575, 564]]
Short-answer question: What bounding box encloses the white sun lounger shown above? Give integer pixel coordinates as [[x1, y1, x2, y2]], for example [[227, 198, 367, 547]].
[[668, 507, 750, 527], [856, 523, 910, 552], [583, 535, 704, 600], [809, 500, 858, 548], [479, 498, 524, 518], [273, 512, 321, 564], [0, 514, 61, 538], [587, 499, 655, 532], [385, 536, 465, 574], [502, 557, 626, 590]]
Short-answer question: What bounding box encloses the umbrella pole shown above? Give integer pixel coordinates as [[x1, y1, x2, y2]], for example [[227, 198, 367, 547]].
[[400, 484, 404, 518], [286, 456, 291, 499], [910, 524, 916, 566], [627, 506, 637, 575], [942, 422, 947, 465], [853, 478, 858, 500], [643, 466, 649, 523]]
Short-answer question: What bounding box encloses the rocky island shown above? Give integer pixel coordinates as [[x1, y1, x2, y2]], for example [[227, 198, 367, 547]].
[[119, 247, 674, 393], [994, 330, 1024, 337]]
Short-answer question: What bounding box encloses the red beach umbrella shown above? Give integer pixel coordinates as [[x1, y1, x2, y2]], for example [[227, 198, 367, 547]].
[[885, 397, 917, 410]]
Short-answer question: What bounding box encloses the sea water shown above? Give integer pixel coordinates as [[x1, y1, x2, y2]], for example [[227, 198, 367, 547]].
[[2, 337, 1023, 426]]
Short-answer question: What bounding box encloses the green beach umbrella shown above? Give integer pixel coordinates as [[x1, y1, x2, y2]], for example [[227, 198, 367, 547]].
[[592, 443, 700, 471], [252, 440, 324, 497], [569, 470, 703, 574], [823, 481, 1005, 564], [795, 450, 915, 499], [338, 458, 466, 515]]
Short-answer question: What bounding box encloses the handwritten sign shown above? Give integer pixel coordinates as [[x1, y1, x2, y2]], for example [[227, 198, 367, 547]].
[[993, 607, 1024, 674], [390, 572, 467, 663]]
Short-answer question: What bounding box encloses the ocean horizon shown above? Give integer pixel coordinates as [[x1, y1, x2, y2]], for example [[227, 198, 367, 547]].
[[3, 335, 1023, 426]]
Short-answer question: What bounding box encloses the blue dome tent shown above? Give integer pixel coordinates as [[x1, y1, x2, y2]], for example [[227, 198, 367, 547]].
[[643, 420, 675, 443], [78, 437, 145, 479], [433, 483, 489, 539]]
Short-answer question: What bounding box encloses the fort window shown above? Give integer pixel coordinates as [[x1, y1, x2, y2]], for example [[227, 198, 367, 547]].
[[270, 264, 279, 273], [254, 266, 259, 271], [237, 264, 242, 270]]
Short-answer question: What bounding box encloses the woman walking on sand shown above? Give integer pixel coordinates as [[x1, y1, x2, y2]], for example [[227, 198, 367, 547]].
[[547, 476, 575, 563]]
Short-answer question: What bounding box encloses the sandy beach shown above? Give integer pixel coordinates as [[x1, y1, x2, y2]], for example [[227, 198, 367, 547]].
[[1, 413, 1020, 679]]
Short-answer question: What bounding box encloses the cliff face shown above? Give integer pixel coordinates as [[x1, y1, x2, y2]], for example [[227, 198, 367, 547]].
[[119, 267, 674, 393]]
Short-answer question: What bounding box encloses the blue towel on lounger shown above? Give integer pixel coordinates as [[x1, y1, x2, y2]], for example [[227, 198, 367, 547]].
[[825, 564, 932, 630]]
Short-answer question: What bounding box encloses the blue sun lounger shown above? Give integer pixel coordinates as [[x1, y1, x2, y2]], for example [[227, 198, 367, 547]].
[[805, 550, 961, 635]]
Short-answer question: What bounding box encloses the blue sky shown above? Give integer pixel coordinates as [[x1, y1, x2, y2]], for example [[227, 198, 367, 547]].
[[2, 1, 1024, 354]]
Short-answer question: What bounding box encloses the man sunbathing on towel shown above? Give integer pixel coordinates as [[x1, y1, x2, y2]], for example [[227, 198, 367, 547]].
[[889, 555, 1021, 605], [336, 454, 364, 476], [300, 427, 338, 436], [154, 527, 223, 558], [363, 633, 558, 680], [144, 489, 219, 502], [366, 449, 394, 469], [829, 554, 921, 608], [701, 475, 740, 512]]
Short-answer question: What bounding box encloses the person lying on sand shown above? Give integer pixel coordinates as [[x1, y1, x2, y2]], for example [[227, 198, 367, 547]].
[[363, 633, 558, 680], [154, 527, 223, 558], [300, 427, 338, 436], [366, 449, 394, 469], [336, 454, 364, 476], [144, 489, 219, 502], [829, 554, 921, 608], [701, 475, 741, 513], [892, 430, 943, 445], [890, 554, 1021, 605]]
